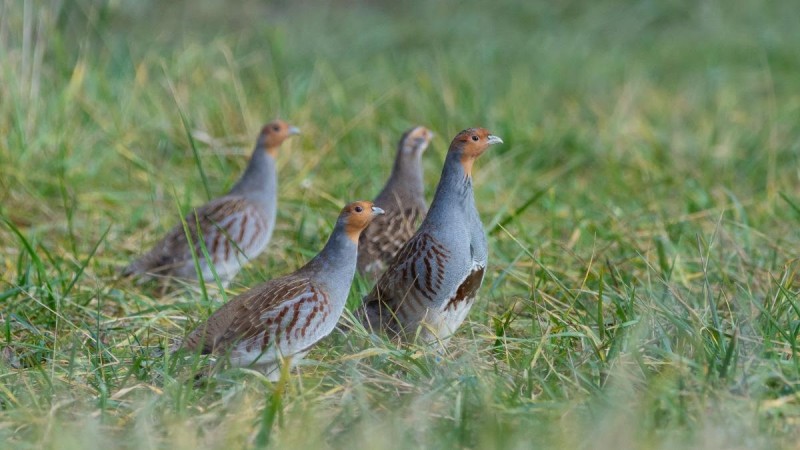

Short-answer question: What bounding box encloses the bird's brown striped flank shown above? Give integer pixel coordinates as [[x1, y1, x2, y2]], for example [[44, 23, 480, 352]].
[[195, 199, 264, 263], [284, 297, 306, 345], [245, 218, 263, 250], [223, 236, 232, 261], [363, 231, 450, 317], [238, 214, 249, 241], [295, 294, 331, 341], [183, 275, 316, 354], [444, 266, 484, 311], [410, 233, 449, 301], [142, 196, 255, 270]]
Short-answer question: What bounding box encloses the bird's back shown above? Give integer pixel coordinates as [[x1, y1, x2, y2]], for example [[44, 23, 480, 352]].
[[357, 187, 427, 279]]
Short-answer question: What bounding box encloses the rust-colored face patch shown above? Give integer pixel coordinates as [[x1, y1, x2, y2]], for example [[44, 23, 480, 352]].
[[460, 157, 475, 177], [402, 126, 434, 155], [342, 201, 381, 243], [448, 128, 499, 177], [260, 120, 299, 156]]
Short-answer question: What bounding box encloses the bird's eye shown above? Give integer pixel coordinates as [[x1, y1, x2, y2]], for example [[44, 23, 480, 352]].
[[272, 125, 280, 132], [471, 135, 479, 141], [354, 206, 363, 213]]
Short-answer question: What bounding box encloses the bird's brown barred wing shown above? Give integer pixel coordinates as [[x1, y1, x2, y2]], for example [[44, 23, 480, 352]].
[[183, 274, 331, 356], [358, 205, 425, 272], [122, 196, 261, 276], [360, 231, 450, 330]]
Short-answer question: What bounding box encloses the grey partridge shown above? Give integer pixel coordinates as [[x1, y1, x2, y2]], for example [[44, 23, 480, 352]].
[[357, 126, 433, 281], [358, 128, 502, 344], [122, 120, 300, 287], [182, 201, 384, 379]]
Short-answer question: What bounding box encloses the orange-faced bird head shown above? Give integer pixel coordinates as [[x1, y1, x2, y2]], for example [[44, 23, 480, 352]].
[[339, 201, 385, 243], [399, 126, 434, 156], [258, 120, 301, 156], [448, 127, 503, 177]]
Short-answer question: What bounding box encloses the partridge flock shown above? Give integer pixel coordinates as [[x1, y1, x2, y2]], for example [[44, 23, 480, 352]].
[[124, 121, 502, 377]]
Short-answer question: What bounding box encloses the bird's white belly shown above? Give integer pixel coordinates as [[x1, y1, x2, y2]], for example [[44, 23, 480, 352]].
[[434, 260, 485, 340], [230, 342, 281, 367], [230, 342, 310, 381]]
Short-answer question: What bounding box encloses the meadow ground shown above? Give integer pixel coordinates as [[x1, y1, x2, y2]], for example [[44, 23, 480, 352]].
[[1, 0, 799, 448]]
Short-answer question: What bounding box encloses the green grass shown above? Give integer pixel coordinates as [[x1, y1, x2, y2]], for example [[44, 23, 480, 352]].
[[1, 0, 800, 448]]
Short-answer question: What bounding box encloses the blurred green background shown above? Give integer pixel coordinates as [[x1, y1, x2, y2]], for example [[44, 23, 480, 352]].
[[1, 1, 799, 449]]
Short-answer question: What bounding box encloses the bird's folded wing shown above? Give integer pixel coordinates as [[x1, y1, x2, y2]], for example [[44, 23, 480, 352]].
[[190, 275, 331, 356], [362, 206, 425, 258], [363, 231, 451, 311], [123, 196, 256, 275], [193, 197, 268, 260]]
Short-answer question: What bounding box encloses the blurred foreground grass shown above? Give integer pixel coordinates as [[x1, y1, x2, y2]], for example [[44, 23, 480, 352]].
[[1, 0, 799, 448]]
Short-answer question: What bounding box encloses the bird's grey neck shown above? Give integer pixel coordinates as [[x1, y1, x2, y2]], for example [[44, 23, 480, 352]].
[[428, 152, 475, 214], [228, 148, 277, 204], [387, 151, 425, 198], [306, 224, 358, 280]]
